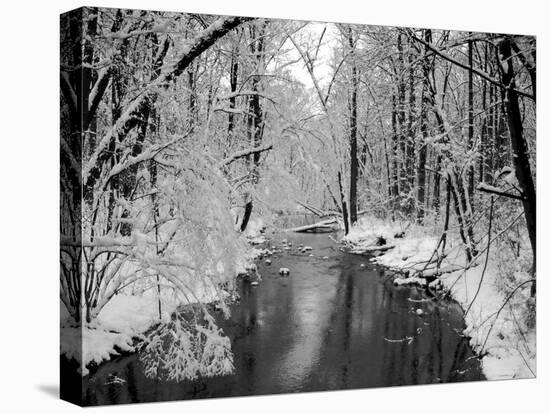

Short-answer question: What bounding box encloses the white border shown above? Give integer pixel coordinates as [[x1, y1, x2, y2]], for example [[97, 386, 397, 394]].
[[0, 0, 547, 412]]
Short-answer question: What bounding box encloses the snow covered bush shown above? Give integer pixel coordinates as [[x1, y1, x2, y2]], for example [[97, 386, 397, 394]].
[[61, 138, 248, 324], [139, 307, 234, 381]]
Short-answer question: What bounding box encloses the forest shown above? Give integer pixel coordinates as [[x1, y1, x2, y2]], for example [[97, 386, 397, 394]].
[[60, 7, 536, 400]]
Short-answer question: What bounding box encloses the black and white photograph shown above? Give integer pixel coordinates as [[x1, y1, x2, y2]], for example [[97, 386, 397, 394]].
[[5, 1, 550, 412], [58, 5, 538, 406]]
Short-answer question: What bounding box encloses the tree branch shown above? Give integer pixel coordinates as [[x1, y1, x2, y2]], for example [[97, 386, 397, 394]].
[[477, 183, 525, 201], [83, 16, 253, 191], [406, 30, 535, 101], [168, 16, 254, 81], [88, 66, 112, 117], [220, 143, 273, 167], [60, 71, 77, 117]]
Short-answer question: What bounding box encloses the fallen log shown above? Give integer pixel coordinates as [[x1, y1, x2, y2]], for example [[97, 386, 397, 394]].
[[388, 262, 477, 279], [286, 218, 339, 233], [415, 264, 464, 278], [295, 201, 326, 217], [353, 244, 395, 254]]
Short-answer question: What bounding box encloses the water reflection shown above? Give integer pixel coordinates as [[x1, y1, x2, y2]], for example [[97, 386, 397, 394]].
[[83, 222, 483, 405]]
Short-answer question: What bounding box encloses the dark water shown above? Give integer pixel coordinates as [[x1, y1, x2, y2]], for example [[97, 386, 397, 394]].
[[83, 217, 483, 405]]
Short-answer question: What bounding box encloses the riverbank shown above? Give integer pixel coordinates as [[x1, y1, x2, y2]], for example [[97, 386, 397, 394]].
[[61, 220, 268, 376], [343, 215, 536, 380], [83, 228, 484, 404]]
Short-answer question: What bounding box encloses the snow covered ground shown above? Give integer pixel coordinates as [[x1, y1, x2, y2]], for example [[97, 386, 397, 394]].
[[344, 216, 536, 380], [61, 293, 180, 375]]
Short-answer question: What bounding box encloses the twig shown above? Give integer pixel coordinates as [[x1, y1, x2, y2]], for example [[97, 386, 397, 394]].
[[443, 211, 525, 296], [464, 197, 494, 316], [384, 336, 414, 344], [477, 183, 525, 201], [479, 279, 536, 355], [220, 143, 273, 167]]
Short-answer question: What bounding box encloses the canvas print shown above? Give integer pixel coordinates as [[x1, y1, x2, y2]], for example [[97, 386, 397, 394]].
[[60, 7, 536, 406]]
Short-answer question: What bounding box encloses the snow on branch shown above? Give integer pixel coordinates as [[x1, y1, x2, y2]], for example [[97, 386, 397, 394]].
[[61, 235, 132, 248], [84, 17, 253, 188], [213, 107, 251, 116], [60, 71, 77, 112], [166, 16, 254, 81], [406, 30, 535, 101], [88, 66, 111, 116], [217, 90, 277, 104], [102, 133, 190, 189], [220, 143, 273, 167], [477, 183, 525, 201], [101, 23, 171, 41]]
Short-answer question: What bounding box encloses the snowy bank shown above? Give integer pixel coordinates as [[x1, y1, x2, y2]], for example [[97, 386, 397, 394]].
[[344, 216, 536, 380], [61, 219, 269, 376], [61, 292, 180, 375]]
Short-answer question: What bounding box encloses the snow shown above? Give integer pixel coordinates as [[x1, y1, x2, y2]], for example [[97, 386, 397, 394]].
[[477, 182, 508, 194], [61, 292, 179, 375], [441, 261, 536, 379], [344, 216, 536, 380], [394, 276, 427, 287], [62, 214, 272, 376], [243, 218, 268, 245]]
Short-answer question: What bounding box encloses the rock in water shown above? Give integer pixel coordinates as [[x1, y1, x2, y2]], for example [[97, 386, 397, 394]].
[[265, 259, 272, 265], [250, 281, 259, 286], [360, 263, 366, 268], [416, 309, 424, 316], [322, 256, 329, 260], [279, 267, 290, 276], [375, 236, 386, 246], [303, 246, 313, 251], [245, 263, 257, 272]]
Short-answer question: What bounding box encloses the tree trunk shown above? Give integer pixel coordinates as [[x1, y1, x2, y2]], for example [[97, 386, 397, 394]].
[[347, 29, 359, 225], [467, 34, 475, 212], [228, 47, 239, 142], [498, 37, 537, 293], [338, 171, 350, 235], [417, 29, 431, 223], [241, 23, 267, 232], [391, 94, 400, 213], [449, 171, 475, 263], [240, 199, 253, 232], [433, 154, 442, 216], [396, 34, 407, 211], [406, 45, 416, 215]]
